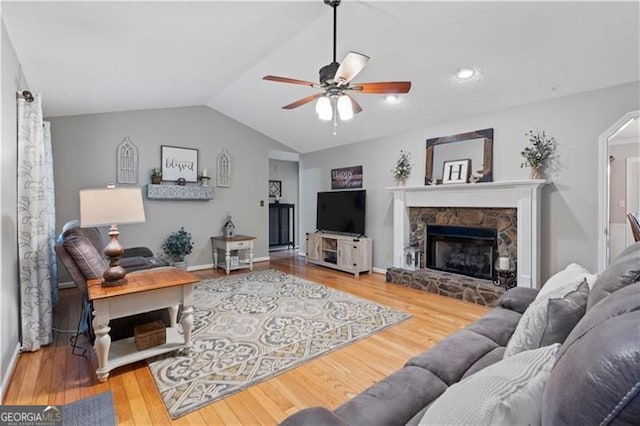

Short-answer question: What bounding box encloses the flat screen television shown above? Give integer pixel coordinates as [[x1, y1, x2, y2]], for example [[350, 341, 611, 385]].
[[316, 190, 366, 236]]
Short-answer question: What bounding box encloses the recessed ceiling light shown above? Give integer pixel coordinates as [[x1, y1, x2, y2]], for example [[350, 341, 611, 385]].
[[385, 95, 399, 103], [456, 68, 475, 79]]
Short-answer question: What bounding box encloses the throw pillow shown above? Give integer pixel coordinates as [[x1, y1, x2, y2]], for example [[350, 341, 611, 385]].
[[419, 344, 560, 426], [63, 235, 108, 279], [537, 263, 597, 299], [504, 279, 589, 358]]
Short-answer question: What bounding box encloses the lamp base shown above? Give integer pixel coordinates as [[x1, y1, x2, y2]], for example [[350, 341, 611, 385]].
[[102, 224, 128, 287], [102, 276, 128, 287]]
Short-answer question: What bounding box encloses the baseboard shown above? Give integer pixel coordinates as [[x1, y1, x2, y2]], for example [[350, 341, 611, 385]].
[[0, 342, 21, 403], [298, 253, 307, 258], [372, 267, 386, 275], [187, 257, 271, 272], [58, 280, 76, 289]]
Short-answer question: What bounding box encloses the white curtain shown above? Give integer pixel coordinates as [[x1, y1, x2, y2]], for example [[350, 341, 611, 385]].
[[17, 93, 57, 352]]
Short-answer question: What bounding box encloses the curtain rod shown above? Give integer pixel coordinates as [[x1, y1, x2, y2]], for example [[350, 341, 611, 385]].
[[17, 90, 34, 103]]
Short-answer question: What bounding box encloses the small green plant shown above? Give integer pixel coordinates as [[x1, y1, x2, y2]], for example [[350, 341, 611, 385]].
[[161, 227, 194, 262], [151, 168, 162, 178], [520, 130, 556, 168], [392, 150, 412, 181]]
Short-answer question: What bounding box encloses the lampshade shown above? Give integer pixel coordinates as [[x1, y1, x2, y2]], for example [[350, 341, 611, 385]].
[[337, 95, 354, 121], [80, 186, 146, 227], [315, 96, 332, 121]]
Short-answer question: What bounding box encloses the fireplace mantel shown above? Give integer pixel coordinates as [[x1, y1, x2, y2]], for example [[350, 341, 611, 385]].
[[386, 180, 549, 288]]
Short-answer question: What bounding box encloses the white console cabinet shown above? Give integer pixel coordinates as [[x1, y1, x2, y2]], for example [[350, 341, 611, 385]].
[[306, 233, 372, 277]]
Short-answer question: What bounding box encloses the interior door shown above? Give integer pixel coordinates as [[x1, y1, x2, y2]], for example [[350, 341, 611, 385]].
[[626, 157, 640, 245]]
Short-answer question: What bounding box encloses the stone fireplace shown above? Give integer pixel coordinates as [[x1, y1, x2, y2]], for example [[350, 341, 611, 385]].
[[412, 207, 518, 280], [385, 181, 547, 305]]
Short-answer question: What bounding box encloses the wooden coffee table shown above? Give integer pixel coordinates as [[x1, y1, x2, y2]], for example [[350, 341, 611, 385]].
[[87, 267, 199, 382]]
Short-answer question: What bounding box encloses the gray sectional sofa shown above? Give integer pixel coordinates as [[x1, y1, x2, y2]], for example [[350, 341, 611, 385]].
[[281, 243, 640, 425]]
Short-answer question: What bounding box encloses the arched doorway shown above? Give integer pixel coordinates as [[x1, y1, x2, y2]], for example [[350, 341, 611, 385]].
[[598, 110, 640, 270]]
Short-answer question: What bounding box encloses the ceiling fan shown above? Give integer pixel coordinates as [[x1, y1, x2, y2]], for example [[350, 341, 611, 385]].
[[263, 0, 411, 129]]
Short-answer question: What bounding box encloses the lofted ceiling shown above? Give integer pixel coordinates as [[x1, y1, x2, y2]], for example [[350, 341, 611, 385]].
[[3, 1, 639, 153]]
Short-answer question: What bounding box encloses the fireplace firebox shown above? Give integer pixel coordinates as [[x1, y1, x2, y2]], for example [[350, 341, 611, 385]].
[[426, 225, 497, 280]]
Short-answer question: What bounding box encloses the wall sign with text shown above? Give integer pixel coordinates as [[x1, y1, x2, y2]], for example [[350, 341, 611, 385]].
[[161, 145, 198, 182], [331, 165, 363, 189]]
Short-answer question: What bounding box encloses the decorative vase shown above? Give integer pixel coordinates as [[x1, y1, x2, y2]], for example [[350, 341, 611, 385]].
[[396, 178, 406, 187], [170, 259, 187, 270], [530, 165, 542, 180]]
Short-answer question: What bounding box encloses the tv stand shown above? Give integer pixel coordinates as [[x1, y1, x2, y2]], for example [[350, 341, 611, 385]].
[[306, 232, 373, 277]]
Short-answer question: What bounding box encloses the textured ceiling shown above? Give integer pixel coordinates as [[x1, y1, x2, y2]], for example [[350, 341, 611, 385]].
[[3, 1, 639, 153]]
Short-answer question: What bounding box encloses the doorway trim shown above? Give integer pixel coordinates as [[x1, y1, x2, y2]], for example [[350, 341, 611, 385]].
[[598, 110, 640, 271]]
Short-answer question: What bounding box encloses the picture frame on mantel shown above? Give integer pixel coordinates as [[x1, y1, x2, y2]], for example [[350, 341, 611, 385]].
[[442, 159, 471, 184], [161, 145, 198, 183], [425, 128, 493, 185]]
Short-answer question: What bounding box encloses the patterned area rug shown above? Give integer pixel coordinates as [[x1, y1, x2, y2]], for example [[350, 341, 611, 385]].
[[148, 269, 411, 419]]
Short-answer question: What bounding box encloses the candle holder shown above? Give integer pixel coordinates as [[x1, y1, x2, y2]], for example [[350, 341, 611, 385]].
[[200, 176, 211, 187], [493, 253, 517, 289]]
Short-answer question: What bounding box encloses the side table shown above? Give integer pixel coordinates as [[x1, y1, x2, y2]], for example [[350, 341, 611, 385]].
[[211, 235, 256, 275], [87, 267, 199, 382]]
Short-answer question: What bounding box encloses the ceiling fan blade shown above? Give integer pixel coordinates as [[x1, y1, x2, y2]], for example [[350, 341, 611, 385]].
[[263, 75, 320, 88], [346, 95, 363, 114], [351, 81, 412, 94], [282, 93, 323, 110], [335, 52, 370, 86]]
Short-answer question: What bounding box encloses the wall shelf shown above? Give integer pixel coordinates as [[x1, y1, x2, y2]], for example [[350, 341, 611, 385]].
[[147, 184, 214, 200]]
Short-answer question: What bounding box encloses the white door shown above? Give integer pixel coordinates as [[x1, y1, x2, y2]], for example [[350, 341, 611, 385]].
[[626, 157, 640, 245]]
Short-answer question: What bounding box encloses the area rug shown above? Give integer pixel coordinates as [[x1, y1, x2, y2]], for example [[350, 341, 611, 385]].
[[148, 269, 411, 419], [61, 391, 116, 426]]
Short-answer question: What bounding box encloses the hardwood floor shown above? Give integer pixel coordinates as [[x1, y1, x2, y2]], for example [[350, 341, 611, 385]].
[[3, 252, 489, 425]]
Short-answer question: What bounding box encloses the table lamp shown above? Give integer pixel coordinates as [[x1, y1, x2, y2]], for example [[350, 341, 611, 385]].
[[79, 185, 146, 286]]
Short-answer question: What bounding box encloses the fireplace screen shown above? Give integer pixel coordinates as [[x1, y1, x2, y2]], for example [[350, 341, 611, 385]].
[[426, 225, 497, 280]]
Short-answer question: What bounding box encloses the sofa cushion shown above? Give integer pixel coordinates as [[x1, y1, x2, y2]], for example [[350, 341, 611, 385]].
[[405, 330, 498, 385], [587, 256, 640, 310], [537, 263, 597, 297], [504, 279, 589, 358], [420, 344, 560, 426], [279, 407, 349, 426], [333, 366, 447, 426], [612, 241, 640, 264], [498, 287, 539, 314], [542, 311, 640, 424], [63, 235, 107, 279], [466, 307, 522, 346], [461, 347, 506, 379], [63, 225, 104, 253]]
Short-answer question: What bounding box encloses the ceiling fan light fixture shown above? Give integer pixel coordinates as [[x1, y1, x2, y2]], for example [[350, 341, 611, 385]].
[[456, 67, 475, 79], [337, 95, 353, 121], [316, 96, 332, 120]]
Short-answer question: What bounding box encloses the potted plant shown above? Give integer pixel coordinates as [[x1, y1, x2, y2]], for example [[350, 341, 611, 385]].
[[161, 227, 194, 268], [520, 130, 557, 179], [392, 150, 412, 185], [151, 168, 162, 184]]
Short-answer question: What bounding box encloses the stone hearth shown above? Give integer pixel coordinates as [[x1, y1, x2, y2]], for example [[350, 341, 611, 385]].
[[386, 267, 504, 307]]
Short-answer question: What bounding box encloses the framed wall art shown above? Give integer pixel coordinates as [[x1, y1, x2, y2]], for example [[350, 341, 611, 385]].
[[161, 145, 198, 183], [331, 165, 363, 189], [268, 180, 282, 198], [442, 159, 471, 184]]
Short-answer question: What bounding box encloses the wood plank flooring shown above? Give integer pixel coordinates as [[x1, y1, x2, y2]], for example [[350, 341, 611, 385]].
[[3, 252, 489, 425]]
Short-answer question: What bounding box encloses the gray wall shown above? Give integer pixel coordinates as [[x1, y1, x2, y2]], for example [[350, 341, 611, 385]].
[[0, 21, 23, 399], [268, 159, 299, 245], [609, 142, 640, 223], [300, 82, 640, 282], [49, 106, 296, 274]]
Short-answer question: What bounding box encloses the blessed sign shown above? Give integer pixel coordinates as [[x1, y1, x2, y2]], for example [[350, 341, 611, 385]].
[[331, 165, 363, 189], [161, 146, 198, 182]]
